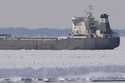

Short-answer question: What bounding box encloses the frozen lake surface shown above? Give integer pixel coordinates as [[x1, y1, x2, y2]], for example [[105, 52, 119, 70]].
[[0, 37, 124, 83], [0, 37, 124, 68]]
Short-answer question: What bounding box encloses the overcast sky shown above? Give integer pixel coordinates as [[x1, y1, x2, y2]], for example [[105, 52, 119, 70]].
[[0, 0, 124, 29]]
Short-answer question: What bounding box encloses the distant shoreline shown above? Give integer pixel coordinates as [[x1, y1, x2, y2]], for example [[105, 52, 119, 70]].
[[0, 28, 124, 37]]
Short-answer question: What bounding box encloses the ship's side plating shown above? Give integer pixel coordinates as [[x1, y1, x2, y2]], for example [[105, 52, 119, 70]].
[[0, 36, 120, 49]]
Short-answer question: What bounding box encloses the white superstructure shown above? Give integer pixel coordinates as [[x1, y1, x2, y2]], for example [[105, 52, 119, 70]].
[[72, 17, 88, 36]]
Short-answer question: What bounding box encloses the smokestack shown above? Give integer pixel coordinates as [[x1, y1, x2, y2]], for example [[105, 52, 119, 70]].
[[100, 13, 112, 34]]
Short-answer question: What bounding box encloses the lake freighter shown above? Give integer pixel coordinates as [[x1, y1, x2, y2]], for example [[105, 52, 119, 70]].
[[0, 10, 120, 50]]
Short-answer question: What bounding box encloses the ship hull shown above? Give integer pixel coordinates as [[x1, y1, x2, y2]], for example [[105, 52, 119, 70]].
[[0, 37, 120, 50]]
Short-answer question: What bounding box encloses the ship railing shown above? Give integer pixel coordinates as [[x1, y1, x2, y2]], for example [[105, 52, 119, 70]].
[[57, 36, 68, 40], [98, 31, 119, 38], [0, 33, 12, 40], [15, 36, 58, 40]]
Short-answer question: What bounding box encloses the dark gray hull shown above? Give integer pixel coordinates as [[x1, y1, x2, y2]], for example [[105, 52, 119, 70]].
[[0, 37, 120, 50]]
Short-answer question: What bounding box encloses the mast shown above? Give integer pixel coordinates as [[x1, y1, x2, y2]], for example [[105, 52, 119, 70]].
[[87, 5, 97, 35]]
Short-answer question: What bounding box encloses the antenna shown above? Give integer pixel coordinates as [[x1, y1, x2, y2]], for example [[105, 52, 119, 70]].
[[88, 5, 94, 12], [86, 5, 94, 17]]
